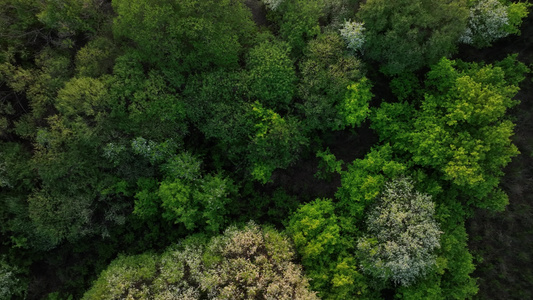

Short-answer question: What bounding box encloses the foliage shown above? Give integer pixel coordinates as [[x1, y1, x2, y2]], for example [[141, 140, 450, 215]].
[[298, 32, 364, 131], [109, 61, 188, 141], [246, 39, 297, 110], [275, 0, 324, 57], [504, 1, 530, 36], [55, 76, 108, 118], [357, 177, 442, 286], [247, 102, 309, 183], [336, 144, 407, 222], [75, 37, 118, 77], [0, 0, 528, 297], [339, 21, 365, 54], [336, 77, 372, 129], [37, 0, 106, 40], [111, 0, 255, 85], [83, 222, 318, 299], [0, 256, 27, 299], [459, 0, 530, 47], [288, 198, 369, 299], [262, 0, 284, 11], [359, 0, 469, 75], [372, 57, 526, 210], [315, 148, 343, 180], [158, 173, 236, 233]]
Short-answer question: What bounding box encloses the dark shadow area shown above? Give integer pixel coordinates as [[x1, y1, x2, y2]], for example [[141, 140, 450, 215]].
[[460, 13, 533, 300], [245, 0, 269, 27]]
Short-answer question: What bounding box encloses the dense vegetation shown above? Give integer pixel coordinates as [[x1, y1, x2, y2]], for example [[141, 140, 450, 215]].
[[0, 0, 531, 299]]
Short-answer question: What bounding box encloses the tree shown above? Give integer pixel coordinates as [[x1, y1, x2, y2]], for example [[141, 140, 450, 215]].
[[83, 222, 318, 299], [336, 144, 406, 222], [459, 0, 530, 48], [298, 33, 364, 131], [246, 39, 297, 110], [372, 57, 527, 210], [0, 255, 27, 299], [111, 0, 255, 85], [262, 0, 284, 11], [339, 21, 365, 54], [287, 198, 370, 299], [272, 0, 324, 57], [358, 0, 469, 75], [246, 102, 309, 183], [37, 0, 108, 47], [158, 172, 236, 233], [357, 177, 442, 286], [335, 77, 372, 130], [75, 36, 118, 77]]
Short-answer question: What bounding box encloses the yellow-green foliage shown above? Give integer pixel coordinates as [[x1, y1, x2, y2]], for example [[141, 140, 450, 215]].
[[336, 77, 372, 129], [372, 57, 526, 210], [336, 145, 407, 221]]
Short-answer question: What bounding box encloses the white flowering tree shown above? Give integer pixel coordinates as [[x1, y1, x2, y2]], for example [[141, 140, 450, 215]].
[[83, 222, 318, 299], [262, 0, 284, 11], [459, 0, 529, 47], [339, 21, 365, 54], [357, 177, 442, 286]]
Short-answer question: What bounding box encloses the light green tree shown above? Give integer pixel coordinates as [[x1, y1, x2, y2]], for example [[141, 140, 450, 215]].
[[288, 198, 370, 299], [372, 57, 527, 210]]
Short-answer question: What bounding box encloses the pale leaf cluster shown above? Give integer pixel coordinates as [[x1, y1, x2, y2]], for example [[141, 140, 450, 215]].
[[262, 0, 284, 11], [339, 21, 365, 53], [459, 0, 509, 46], [357, 178, 441, 286]]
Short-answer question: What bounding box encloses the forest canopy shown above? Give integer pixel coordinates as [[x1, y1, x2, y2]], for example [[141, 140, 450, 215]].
[[0, 0, 531, 299]]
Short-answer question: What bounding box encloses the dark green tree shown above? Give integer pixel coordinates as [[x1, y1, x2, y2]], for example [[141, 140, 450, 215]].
[[112, 0, 255, 85], [359, 0, 469, 75]]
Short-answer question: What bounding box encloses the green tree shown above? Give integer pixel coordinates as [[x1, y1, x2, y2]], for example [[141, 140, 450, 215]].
[[372, 57, 526, 210], [336, 77, 372, 130], [359, 0, 469, 75], [158, 173, 236, 233], [37, 0, 107, 46], [336, 144, 406, 222], [111, 0, 255, 85], [271, 0, 324, 57], [246, 39, 297, 110], [107, 56, 188, 141], [298, 33, 364, 131], [75, 36, 118, 77], [288, 198, 370, 299], [0, 255, 27, 299], [247, 102, 309, 183], [357, 177, 442, 286]]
